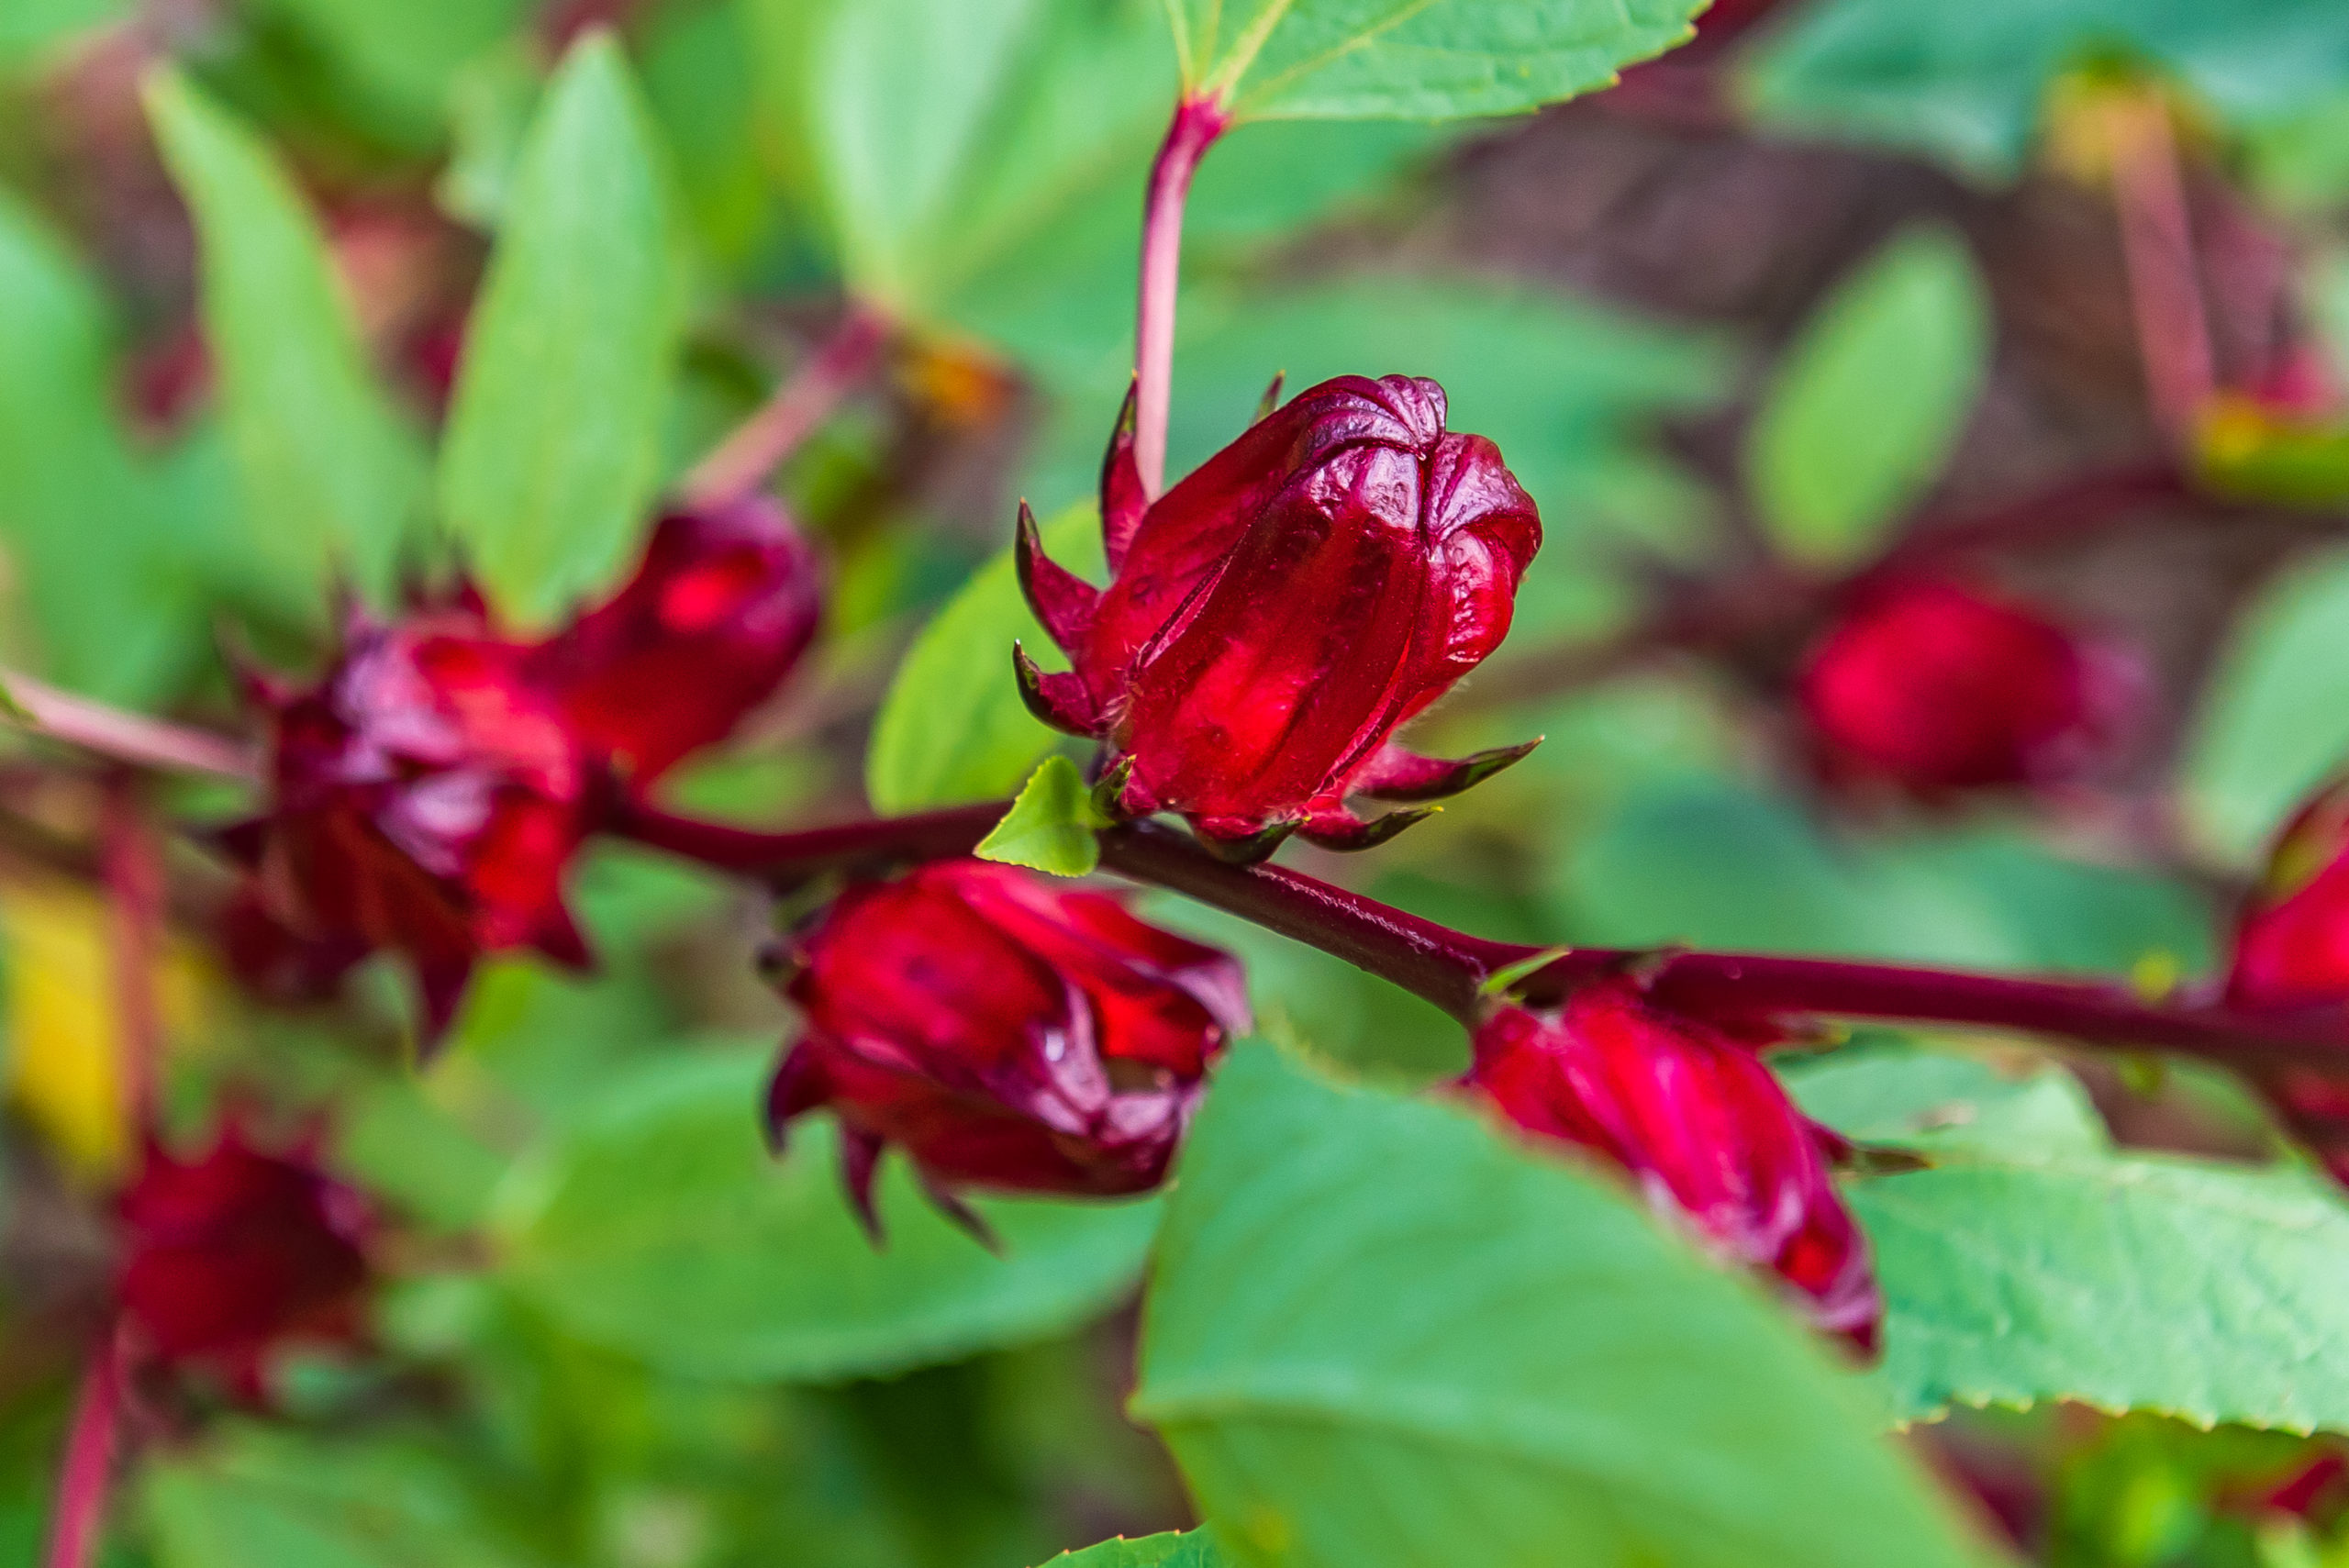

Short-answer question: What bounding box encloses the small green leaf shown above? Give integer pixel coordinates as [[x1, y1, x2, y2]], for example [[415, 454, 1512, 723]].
[[1136, 1044, 1997, 1568], [1164, 0, 1708, 123], [2182, 548, 2349, 866], [495, 1048, 1160, 1382], [439, 32, 684, 628], [977, 756, 1106, 877], [1476, 945, 1573, 999], [1041, 1529, 1235, 1568], [1855, 1155, 2349, 1434], [145, 68, 428, 608], [866, 501, 1101, 813], [1747, 227, 1988, 566]]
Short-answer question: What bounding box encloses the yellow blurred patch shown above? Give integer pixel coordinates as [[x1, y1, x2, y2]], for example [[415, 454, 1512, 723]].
[[1, 879, 215, 1180]]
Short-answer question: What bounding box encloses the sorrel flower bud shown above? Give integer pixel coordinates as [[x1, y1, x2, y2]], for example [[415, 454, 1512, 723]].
[[229, 605, 593, 1043], [1797, 578, 2134, 796], [1465, 984, 1881, 1348], [1017, 374, 1542, 860], [765, 861, 1248, 1235], [530, 495, 821, 787], [116, 1118, 375, 1398], [2228, 778, 2349, 1012]]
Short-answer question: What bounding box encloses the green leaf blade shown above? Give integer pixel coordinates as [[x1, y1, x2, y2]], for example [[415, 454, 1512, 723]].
[[1041, 1529, 1234, 1567], [1857, 1156, 2349, 1434], [439, 32, 685, 628], [146, 68, 428, 608], [867, 502, 1102, 813], [1170, 0, 1709, 123], [0, 194, 195, 704], [495, 1048, 1161, 1382], [1137, 1044, 1998, 1568], [1747, 226, 1989, 566]]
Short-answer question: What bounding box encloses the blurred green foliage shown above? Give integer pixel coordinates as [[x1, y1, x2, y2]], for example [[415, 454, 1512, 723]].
[[6, 0, 2349, 1562]]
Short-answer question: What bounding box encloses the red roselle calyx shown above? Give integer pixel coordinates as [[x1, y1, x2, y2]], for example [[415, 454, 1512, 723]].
[[116, 1118, 376, 1400], [765, 861, 1248, 1237], [2230, 778, 2349, 1014], [1018, 374, 1544, 861], [2225, 780, 2349, 1182], [1465, 983, 1882, 1349], [226, 498, 822, 1040], [529, 496, 822, 787], [1797, 578, 2138, 798], [229, 602, 595, 1043]]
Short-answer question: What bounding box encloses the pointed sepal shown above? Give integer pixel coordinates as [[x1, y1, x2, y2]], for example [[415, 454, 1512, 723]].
[[1253, 371, 1286, 426], [1191, 814, 1304, 864], [840, 1125, 886, 1244], [763, 1048, 825, 1157], [1013, 498, 1098, 653], [917, 1173, 1003, 1253], [1013, 642, 1101, 737], [1353, 737, 1543, 803], [1099, 380, 1147, 573], [1296, 802, 1441, 852]]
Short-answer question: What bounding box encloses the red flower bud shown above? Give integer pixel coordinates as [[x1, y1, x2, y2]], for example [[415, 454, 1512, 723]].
[[1797, 579, 2136, 797], [531, 496, 822, 786], [2229, 780, 2349, 1012], [1465, 984, 1881, 1348], [231, 606, 594, 1043], [766, 861, 1248, 1235], [116, 1119, 375, 1398], [1019, 375, 1542, 860], [2221, 781, 2349, 1180]]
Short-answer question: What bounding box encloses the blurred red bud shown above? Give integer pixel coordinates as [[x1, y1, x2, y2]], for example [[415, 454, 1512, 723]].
[[1466, 983, 1881, 1348], [766, 862, 1247, 1235]]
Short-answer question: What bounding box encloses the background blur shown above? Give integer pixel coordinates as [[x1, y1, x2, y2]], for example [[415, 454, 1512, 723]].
[[6, 0, 2349, 1562]]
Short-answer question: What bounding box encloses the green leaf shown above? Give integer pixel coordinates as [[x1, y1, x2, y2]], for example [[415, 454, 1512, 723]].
[[976, 756, 1106, 876], [1042, 1530, 1235, 1567], [143, 1424, 518, 1568], [1780, 1040, 2111, 1161], [1556, 776, 2212, 975], [1135, 1044, 1996, 1568], [1855, 1156, 2349, 1433], [495, 1048, 1162, 1382], [1743, 0, 2349, 180], [1747, 227, 1988, 566], [146, 68, 428, 608], [0, 0, 124, 67], [866, 501, 1102, 813], [243, 0, 530, 148], [0, 194, 192, 705], [439, 33, 684, 628], [2182, 548, 2349, 866], [1164, 0, 1709, 122], [787, 0, 1174, 315]]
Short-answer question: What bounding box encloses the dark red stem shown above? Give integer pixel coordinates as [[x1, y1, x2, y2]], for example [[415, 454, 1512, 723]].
[[608, 796, 1006, 884], [102, 776, 164, 1129], [681, 303, 893, 509], [1133, 96, 1230, 499], [42, 1325, 123, 1568], [609, 803, 2349, 1071]]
